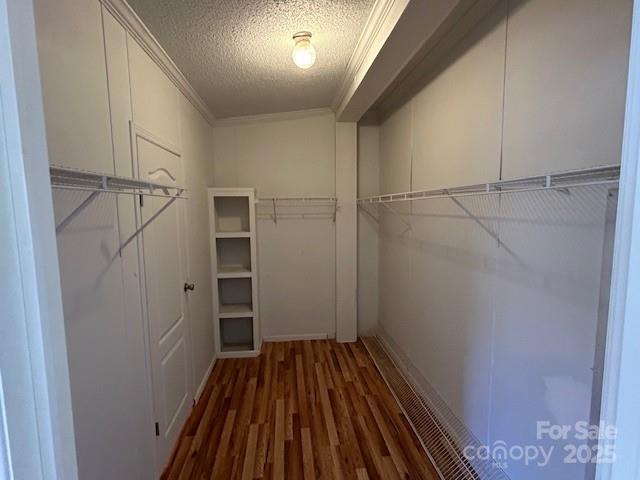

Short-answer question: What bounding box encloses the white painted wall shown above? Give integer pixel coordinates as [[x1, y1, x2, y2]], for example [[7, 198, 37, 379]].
[[212, 111, 336, 196], [372, 1, 632, 479], [411, 4, 506, 190], [257, 220, 336, 340], [180, 96, 216, 397], [380, 101, 412, 194], [357, 125, 379, 335], [502, 0, 631, 178], [35, 1, 144, 477], [213, 111, 338, 339], [335, 122, 358, 342], [33, 1, 215, 477]]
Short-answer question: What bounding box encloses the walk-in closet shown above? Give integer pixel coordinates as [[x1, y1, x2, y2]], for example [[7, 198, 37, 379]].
[[1, 0, 639, 479]]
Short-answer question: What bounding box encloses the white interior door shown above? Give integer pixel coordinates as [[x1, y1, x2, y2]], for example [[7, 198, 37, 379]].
[[134, 129, 192, 469]]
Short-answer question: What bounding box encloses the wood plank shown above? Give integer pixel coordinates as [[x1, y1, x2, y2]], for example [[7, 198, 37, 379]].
[[274, 398, 285, 479], [161, 340, 439, 479], [300, 427, 316, 480], [241, 423, 259, 480], [315, 362, 340, 446]]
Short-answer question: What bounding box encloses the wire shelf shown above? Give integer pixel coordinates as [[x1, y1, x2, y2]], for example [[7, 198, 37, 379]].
[[256, 196, 337, 205], [50, 165, 187, 198], [256, 196, 338, 223], [358, 164, 620, 204], [50, 165, 187, 239]]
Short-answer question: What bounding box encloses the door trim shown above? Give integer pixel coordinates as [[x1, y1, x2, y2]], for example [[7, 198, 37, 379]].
[[597, 0, 640, 478], [0, 0, 78, 477]]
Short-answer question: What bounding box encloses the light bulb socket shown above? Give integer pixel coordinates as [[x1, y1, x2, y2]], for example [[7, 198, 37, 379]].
[[293, 31, 312, 42]]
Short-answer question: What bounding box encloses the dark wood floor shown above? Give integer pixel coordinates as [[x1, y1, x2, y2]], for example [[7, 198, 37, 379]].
[[162, 339, 439, 479]]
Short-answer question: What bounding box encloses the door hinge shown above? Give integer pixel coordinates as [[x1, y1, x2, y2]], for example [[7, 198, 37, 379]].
[[140, 194, 144, 208], [155, 422, 160, 437]]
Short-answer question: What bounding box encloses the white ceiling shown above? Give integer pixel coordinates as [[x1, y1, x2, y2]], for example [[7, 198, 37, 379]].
[[127, 0, 376, 119]]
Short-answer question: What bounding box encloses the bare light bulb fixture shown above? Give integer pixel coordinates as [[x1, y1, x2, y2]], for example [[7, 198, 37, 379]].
[[292, 31, 316, 69]]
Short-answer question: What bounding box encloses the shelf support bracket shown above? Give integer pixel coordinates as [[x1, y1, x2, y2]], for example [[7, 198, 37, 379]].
[[118, 190, 183, 256], [272, 199, 277, 224], [445, 192, 523, 265], [380, 201, 412, 231], [55, 190, 101, 234], [357, 202, 380, 224]]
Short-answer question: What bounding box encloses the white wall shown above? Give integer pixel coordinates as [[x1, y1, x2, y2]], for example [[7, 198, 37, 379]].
[[502, 0, 631, 178], [335, 122, 358, 342], [180, 96, 216, 397], [372, 1, 631, 479], [36, 1, 144, 477], [411, 4, 506, 190], [380, 101, 412, 194], [213, 111, 335, 196], [357, 125, 379, 335], [213, 111, 338, 339], [34, 1, 215, 477]]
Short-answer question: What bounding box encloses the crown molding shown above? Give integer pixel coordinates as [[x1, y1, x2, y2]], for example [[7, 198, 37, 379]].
[[100, 0, 216, 126], [331, 0, 409, 116], [213, 107, 334, 127]]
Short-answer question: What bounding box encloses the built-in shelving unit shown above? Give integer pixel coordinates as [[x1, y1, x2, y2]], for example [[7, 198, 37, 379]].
[[209, 188, 260, 358]]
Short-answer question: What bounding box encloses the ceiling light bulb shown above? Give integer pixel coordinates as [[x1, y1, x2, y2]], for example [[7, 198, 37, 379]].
[[292, 31, 316, 69]]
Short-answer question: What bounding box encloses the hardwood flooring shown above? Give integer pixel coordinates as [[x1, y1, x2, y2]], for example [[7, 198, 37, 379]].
[[162, 339, 439, 479]]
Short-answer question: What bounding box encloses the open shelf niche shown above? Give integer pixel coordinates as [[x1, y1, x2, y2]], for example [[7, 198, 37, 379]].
[[218, 278, 253, 317], [214, 195, 250, 233], [209, 188, 260, 358], [216, 237, 252, 278], [220, 317, 254, 352]]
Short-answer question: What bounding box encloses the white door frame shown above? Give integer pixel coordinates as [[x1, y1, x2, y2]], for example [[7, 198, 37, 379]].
[[0, 0, 77, 478], [597, 0, 640, 479]]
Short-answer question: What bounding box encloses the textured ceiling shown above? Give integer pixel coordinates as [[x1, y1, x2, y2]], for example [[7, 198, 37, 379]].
[[127, 0, 376, 118]]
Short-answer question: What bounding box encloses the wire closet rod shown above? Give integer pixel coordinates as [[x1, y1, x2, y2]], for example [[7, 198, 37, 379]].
[[357, 164, 620, 204]]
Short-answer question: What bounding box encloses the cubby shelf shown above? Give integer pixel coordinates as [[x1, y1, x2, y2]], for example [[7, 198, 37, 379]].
[[217, 266, 252, 279], [215, 232, 251, 238], [209, 188, 260, 358], [219, 303, 254, 318], [220, 343, 254, 353]]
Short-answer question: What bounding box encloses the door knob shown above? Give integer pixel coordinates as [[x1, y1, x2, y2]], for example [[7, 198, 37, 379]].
[[184, 282, 195, 292]]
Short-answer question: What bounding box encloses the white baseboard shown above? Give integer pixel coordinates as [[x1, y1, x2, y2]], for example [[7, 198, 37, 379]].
[[216, 350, 261, 359], [262, 333, 328, 342], [194, 356, 216, 402]]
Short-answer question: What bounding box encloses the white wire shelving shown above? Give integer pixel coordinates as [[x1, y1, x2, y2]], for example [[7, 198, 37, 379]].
[[358, 164, 621, 266], [255, 196, 338, 223], [50, 165, 187, 245], [357, 164, 620, 204], [50, 165, 187, 198]]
